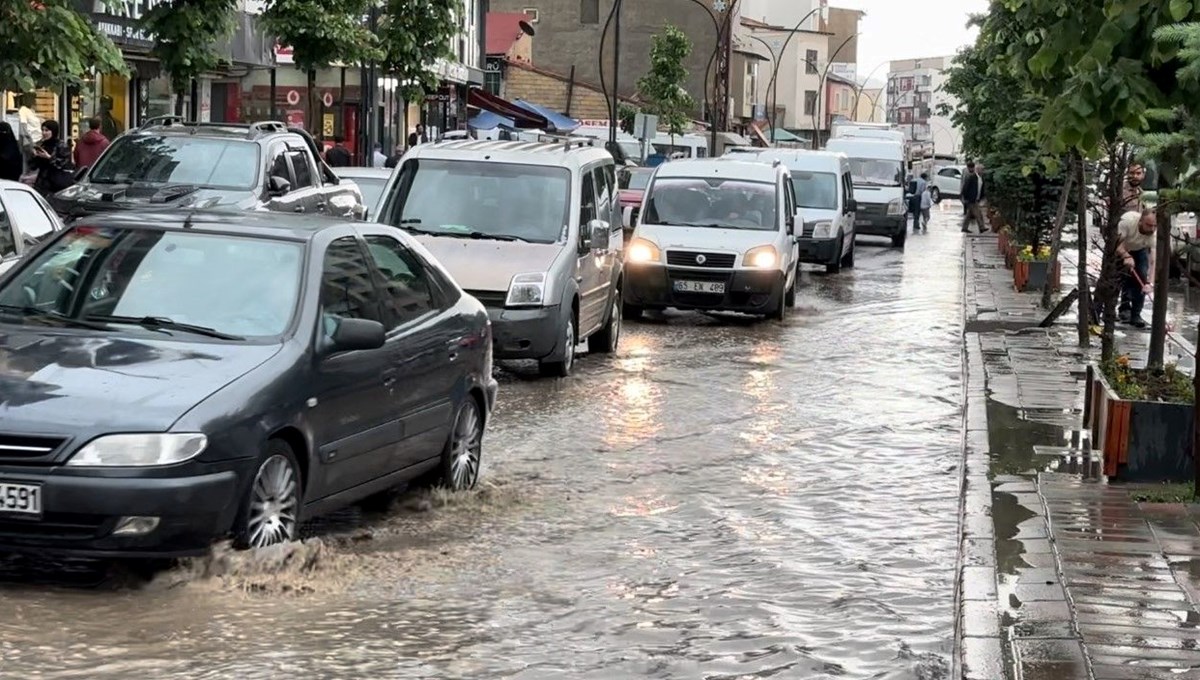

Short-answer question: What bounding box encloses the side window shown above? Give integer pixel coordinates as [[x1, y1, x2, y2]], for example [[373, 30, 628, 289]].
[[0, 198, 15, 258], [593, 166, 611, 225], [363, 234, 437, 329], [320, 237, 382, 338], [267, 146, 292, 186], [579, 171, 597, 228], [287, 149, 315, 189], [3, 189, 57, 242], [786, 178, 796, 220]]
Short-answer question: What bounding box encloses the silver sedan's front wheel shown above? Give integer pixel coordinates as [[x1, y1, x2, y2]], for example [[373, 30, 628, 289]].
[[236, 441, 301, 549]]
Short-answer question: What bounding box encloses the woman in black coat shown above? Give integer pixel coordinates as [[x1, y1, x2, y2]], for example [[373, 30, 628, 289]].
[[0, 122, 22, 182], [31, 119, 73, 197]]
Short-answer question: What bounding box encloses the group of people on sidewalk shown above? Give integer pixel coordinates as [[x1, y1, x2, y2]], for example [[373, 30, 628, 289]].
[[322, 123, 428, 170], [904, 160, 989, 234], [0, 116, 110, 198]]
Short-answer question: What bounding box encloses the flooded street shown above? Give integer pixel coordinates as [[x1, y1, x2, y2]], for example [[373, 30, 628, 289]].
[[1, 211, 968, 679]]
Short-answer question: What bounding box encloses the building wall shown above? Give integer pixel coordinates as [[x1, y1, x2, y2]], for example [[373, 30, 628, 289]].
[[502, 62, 620, 121], [741, 0, 822, 31], [855, 87, 884, 122], [886, 55, 960, 157], [490, 0, 723, 113], [825, 79, 855, 126], [771, 30, 828, 131]]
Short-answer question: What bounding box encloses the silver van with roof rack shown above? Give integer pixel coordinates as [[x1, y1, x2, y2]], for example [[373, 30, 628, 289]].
[[375, 137, 624, 377]]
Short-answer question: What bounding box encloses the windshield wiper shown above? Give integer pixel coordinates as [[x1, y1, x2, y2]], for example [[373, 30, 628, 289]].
[[463, 231, 529, 243], [84, 315, 244, 341], [0, 305, 111, 331]]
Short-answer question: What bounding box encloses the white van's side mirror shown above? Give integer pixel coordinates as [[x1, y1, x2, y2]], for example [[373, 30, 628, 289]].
[[587, 219, 611, 250]]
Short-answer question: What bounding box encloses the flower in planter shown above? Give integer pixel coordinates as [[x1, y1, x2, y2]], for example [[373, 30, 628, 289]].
[[1017, 245, 1053, 262], [1102, 355, 1194, 403]]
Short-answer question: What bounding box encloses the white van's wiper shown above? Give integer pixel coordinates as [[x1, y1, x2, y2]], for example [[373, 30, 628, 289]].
[[84, 315, 244, 340]]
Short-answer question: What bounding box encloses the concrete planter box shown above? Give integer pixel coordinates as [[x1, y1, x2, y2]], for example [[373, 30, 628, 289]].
[[998, 230, 1010, 255], [1004, 243, 1018, 269], [1083, 364, 1194, 482], [1014, 259, 1060, 292]]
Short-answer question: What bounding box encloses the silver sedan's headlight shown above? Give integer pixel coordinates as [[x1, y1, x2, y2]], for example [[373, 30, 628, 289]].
[[66, 433, 208, 467]]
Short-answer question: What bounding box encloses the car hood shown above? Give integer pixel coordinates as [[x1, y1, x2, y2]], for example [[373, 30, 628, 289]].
[[412, 235, 564, 292], [851, 185, 902, 204], [797, 207, 839, 222], [638, 224, 781, 252], [0, 330, 282, 432], [51, 183, 257, 219]]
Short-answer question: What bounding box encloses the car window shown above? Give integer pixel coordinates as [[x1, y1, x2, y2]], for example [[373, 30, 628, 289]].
[[88, 135, 259, 190], [363, 234, 437, 329], [784, 177, 796, 222], [592, 166, 610, 224], [3, 189, 57, 241], [939, 168, 959, 178], [268, 149, 292, 185], [0, 200, 15, 258], [580, 171, 597, 227], [791, 171, 839, 210], [842, 173, 854, 206], [321, 237, 382, 338], [287, 150, 314, 189], [644, 178, 778, 231]]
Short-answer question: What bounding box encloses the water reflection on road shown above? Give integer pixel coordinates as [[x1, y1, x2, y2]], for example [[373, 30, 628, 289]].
[[1, 211, 968, 679]]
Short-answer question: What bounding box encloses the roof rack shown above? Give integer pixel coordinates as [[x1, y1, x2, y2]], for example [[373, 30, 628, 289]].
[[536, 134, 595, 151], [248, 121, 288, 137], [139, 115, 188, 129]]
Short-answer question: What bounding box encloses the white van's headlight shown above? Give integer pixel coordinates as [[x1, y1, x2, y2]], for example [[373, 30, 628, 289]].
[[810, 221, 834, 238], [887, 198, 905, 215], [627, 238, 661, 263], [506, 272, 546, 307], [744, 245, 778, 269], [67, 433, 208, 467]]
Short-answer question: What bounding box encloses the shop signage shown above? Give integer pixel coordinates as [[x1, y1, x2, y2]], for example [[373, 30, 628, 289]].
[[90, 0, 168, 48], [286, 90, 300, 105], [322, 114, 335, 137], [485, 58, 503, 73], [431, 58, 469, 85], [322, 92, 334, 108], [424, 90, 453, 103]]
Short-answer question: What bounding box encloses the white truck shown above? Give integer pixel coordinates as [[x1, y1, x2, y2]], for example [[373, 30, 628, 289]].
[[825, 137, 909, 248]]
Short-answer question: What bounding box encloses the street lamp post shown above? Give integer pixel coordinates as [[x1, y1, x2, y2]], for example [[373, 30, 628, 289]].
[[851, 61, 889, 121], [812, 32, 859, 149], [760, 6, 825, 133]]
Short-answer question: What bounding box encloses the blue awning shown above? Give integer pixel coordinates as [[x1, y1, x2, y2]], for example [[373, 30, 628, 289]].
[[513, 100, 579, 132], [468, 110, 516, 130]]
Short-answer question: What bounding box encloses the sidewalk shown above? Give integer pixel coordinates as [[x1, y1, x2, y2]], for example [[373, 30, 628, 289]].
[[955, 233, 1200, 679]]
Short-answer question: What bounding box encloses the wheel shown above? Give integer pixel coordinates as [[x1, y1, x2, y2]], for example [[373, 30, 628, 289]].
[[825, 235, 843, 274], [891, 230, 907, 248], [588, 291, 621, 354], [784, 277, 797, 307], [233, 440, 301, 549], [622, 301, 643, 320], [434, 398, 484, 491], [769, 283, 787, 321], [538, 313, 575, 377], [930, 186, 941, 203], [842, 239, 856, 268]]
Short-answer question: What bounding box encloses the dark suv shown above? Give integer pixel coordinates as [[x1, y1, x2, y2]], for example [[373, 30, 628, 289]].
[[50, 117, 364, 222]]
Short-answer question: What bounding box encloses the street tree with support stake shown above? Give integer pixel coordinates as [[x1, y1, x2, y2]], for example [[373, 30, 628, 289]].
[[377, 0, 462, 124], [637, 25, 696, 150], [0, 0, 127, 95]]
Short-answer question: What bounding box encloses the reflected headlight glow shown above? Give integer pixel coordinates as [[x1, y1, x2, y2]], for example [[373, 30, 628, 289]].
[[744, 245, 778, 269], [67, 433, 208, 467], [627, 238, 661, 263]]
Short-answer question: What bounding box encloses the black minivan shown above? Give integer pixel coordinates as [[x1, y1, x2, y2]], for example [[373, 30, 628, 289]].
[[0, 211, 496, 556]]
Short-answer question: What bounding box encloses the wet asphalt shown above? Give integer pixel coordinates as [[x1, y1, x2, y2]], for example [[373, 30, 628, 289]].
[[0, 207, 968, 679]]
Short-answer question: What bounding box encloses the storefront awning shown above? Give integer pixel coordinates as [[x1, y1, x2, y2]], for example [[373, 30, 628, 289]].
[[513, 99, 579, 132], [468, 110, 516, 130], [467, 89, 547, 129]]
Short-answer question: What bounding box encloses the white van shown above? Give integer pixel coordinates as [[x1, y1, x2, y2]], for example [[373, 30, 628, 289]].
[[832, 122, 905, 142], [651, 132, 709, 159], [824, 137, 908, 248], [624, 159, 799, 320], [750, 150, 856, 273]]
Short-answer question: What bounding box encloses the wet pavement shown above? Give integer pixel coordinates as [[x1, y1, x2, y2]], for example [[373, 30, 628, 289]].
[[0, 206, 971, 678]]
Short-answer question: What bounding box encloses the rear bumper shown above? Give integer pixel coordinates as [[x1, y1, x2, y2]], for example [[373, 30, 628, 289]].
[[624, 264, 784, 314], [0, 460, 251, 557]]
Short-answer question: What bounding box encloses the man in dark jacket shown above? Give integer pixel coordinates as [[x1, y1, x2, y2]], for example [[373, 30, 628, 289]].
[[324, 136, 352, 167], [74, 117, 110, 170], [961, 161, 986, 233]]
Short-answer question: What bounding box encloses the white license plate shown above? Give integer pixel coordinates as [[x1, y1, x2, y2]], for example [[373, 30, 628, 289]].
[[674, 280, 726, 294], [0, 482, 41, 516]]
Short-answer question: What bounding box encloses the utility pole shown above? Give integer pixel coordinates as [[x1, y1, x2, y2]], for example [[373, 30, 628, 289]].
[[610, 0, 622, 148]]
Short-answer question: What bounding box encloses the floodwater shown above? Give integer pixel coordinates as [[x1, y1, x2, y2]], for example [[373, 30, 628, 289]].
[[1, 209, 968, 679]]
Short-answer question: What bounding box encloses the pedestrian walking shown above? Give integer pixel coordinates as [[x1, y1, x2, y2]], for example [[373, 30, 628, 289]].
[[324, 136, 352, 167], [907, 173, 926, 233], [0, 122, 22, 182], [920, 177, 933, 231], [961, 161, 986, 233], [29, 120, 74, 198], [73, 116, 110, 170], [371, 143, 387, 168], [1116, 208, 1157, 328]]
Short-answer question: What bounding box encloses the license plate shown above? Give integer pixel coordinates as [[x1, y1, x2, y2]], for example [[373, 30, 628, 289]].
[[0, 482, 41, 516], [673, 280, 726, 294], [856, 219, 872, 226]]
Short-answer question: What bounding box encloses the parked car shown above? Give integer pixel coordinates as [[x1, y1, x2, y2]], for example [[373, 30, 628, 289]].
[[929, 164, 965, 203], [747, 150, 856, 273], [0, 211, 496, 556], [618, 166, 653, 233], [50, 117, 364, 222], [334, 166, 392, 220], [377, 138, 624, 378], [623, 158, 799, 320], [0, 179, 65, 275]]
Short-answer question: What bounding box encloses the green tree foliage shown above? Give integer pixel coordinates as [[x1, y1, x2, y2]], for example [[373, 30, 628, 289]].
[[0, 0, 127, 93], [636, 25, 695, 138], [377, 0, 461, 104], [140, 0, 239, 108]]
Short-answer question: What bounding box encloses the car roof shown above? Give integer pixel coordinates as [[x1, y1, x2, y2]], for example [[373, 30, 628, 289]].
[[66, 209, 361, 242], [123, 119, 307, 144], [0, 180, 35, 191], [405, 139, 613, 170], [653, 158, 785, 183], [748, 149, 847, 168]]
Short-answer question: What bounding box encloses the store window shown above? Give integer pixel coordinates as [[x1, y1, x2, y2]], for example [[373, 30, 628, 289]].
[[146, 75, 190, 120]]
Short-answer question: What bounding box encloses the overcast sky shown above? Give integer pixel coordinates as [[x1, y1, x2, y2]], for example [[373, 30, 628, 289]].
[[835, 0, 989, 83]]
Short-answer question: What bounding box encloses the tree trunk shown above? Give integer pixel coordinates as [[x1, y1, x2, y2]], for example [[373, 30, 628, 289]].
[[1148, 177, 1173, 370], [1076, 151, 1090, 348], [1041, 160, 1075, 309], [1099, 146, 1127, 364], [307, 69, 318, 137], [1194, 310, 1200, 498]]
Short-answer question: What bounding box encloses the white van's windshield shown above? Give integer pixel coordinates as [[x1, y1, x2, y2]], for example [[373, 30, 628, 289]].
[[643, 177, 777, 231], [390, 159, 570, 244], [791, 171, 838, 210], [847, 158, 904, 187]]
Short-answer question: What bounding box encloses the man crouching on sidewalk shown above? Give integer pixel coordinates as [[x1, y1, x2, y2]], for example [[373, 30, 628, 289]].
[[1115, 208, 1157, 328]]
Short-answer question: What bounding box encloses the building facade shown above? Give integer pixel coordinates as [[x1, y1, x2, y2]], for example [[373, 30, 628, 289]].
[[886, 55, 962, 159]]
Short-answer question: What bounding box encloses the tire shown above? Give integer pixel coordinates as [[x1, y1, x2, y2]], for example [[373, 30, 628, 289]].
[[433, 397, 484, 491], [825, 236, 843, 274], [769, 283, 787, 321], [784, 277, 797, 307], [622, 301, 643, 320], [891, 229, 907, 249], [588, 291, 621, 354], [842, 238, 856, 268], [538, 312, 576, 377], [233, 439, 302, 550], [930, 186, 941, 203]]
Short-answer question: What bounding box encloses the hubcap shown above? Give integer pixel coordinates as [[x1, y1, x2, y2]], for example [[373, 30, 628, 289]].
[[610, 299, 621, 350], [449, 402, 482, 490], [247, 454, 298, 548], [563, 319, 575, 370]]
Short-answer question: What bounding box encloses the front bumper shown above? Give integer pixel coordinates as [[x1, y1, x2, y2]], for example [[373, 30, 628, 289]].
[[625, 264, 785, 314], [797, 237, 839, 264], [854, 211, 905, 237], [485, 304, 563, 361], [0, 459, 252, 557]]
